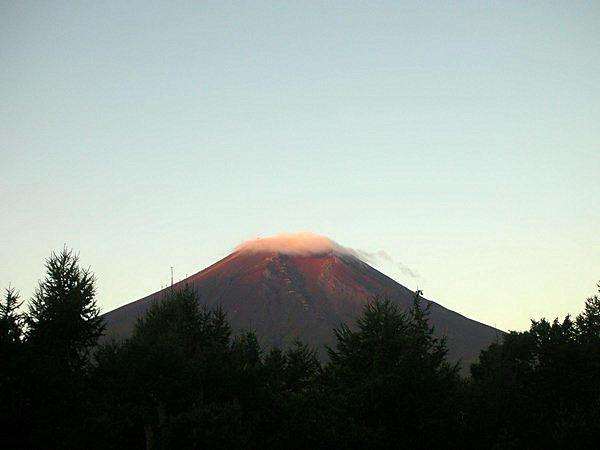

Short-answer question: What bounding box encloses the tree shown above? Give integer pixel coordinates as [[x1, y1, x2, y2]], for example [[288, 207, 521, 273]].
[[0, 286, 23, 349], [467, 281, 600, 449], [0, 286, 26, 447], [576, 282, 600, 343], [326, 292, 461, 448], [22, 248, 105, 448], [265, 340, 324, 449], [26, 247, 105, 371], [282, 340, 320, 392], [92, 286, 245, 449]]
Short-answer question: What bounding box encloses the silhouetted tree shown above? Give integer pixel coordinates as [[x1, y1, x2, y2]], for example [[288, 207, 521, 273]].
[[23, 248, 105, 448], [0, 286, 23, 349], [0, 286, 26, 447], [282, 340, 320, 392], [26, 247, 105, 370], [270, 340, 324, 449], [576, 282, 600, 342], [325, 292, 461, 448], [467, 282, 600, 448], [93, 286, 247, 449]]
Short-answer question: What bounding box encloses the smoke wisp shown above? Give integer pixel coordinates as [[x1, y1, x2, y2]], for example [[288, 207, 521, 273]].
[[354, 249, 421, 280]]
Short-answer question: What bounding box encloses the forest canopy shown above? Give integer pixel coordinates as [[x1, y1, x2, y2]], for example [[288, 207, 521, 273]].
[[1, 249, 599, 449]]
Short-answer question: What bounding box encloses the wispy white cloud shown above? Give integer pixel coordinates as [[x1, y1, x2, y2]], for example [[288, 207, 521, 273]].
[[353, 249, 421, 280]]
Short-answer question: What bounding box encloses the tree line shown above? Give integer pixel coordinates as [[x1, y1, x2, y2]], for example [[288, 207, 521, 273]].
[[1, 248, 599, 448]]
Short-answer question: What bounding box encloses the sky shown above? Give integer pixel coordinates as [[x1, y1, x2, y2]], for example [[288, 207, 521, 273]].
[[2, 1, 599, 332]]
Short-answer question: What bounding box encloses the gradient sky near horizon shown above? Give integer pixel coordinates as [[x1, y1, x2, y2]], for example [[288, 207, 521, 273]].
[[2, 1, 599, 332]]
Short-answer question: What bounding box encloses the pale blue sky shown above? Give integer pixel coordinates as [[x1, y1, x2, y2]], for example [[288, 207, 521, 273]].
[[2, 1, 599, 331]]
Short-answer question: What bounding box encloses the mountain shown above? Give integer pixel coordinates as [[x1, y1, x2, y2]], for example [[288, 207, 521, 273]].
[[103, 233, 502, 370]]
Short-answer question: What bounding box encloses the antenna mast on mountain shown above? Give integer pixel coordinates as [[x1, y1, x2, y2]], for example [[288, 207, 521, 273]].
[[171, 267, 173, 288]]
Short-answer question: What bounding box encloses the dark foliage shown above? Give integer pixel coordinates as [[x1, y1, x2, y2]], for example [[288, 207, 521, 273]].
[[26, 247, 105, 370], [0, 285, 23, 348], [1, 249, 106, 449], [0, 286, 25, 444], [466, 283, 600, 448], [325, 292, 461, 448], [2, 250, 599, 449], [89, 286, 328, 449]]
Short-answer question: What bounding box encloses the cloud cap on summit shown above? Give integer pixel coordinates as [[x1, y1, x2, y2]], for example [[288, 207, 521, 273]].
[[234, 231, 350, 256]]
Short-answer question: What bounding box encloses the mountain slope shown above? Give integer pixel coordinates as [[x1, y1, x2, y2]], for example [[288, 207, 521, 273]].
[[104, 249, 501, 370]]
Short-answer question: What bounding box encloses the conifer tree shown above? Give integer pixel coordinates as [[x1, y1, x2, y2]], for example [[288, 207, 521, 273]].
[[326, 292, 460, 447], [576, 282, 600, 342], [16, 248, 105, 448], [0, 286, 23, 351], [26, 247, 105, 371], [0, 286, 25, 446]]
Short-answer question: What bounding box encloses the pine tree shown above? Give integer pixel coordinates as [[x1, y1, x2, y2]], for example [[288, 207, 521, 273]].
[[576, 282, 600, 342], [326, 292, 461, 448], [0, 285, 23, 351], [0, 286, 26, 447], [468, 282, 600, 448], [7, 248, 105, 448], [26, 247, 105, 371]]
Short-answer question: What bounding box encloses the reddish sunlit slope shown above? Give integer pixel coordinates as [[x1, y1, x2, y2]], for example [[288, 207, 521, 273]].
[[104, 250, 501, 370]]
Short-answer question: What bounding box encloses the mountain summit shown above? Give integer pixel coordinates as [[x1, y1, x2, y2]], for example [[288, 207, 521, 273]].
[[234, 231, 350, 255], [104, 233, 501, 369]]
